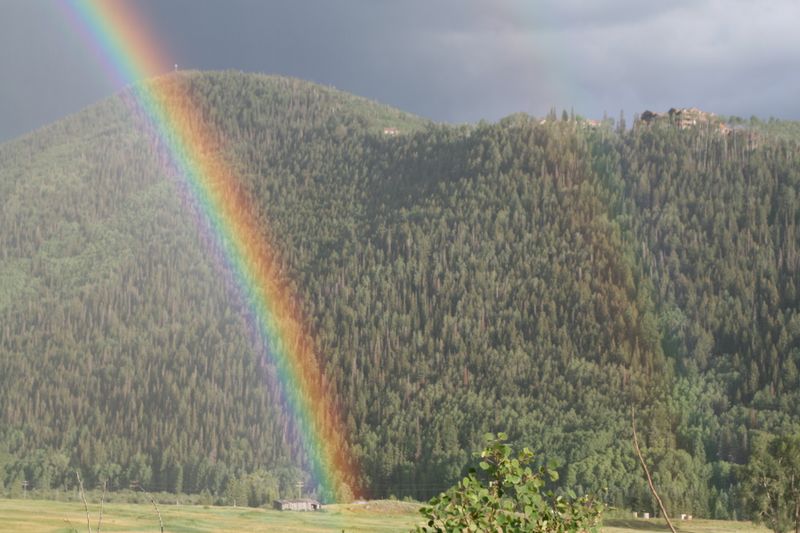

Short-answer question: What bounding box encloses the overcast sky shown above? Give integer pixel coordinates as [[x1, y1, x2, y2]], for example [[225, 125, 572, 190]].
[[1, 0, 799, 142]]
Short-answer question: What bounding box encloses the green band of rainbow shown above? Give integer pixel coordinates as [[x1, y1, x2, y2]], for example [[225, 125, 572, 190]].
[[59, 0, 356, 501]]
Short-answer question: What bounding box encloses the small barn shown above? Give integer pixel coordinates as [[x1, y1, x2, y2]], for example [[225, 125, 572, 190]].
[[273, 498, 321, 511]]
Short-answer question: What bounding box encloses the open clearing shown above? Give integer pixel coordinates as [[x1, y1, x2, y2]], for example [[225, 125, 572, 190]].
[[1, 499, 419, 532], [0, 498, 770, 532], [602, 517, 770, 533]]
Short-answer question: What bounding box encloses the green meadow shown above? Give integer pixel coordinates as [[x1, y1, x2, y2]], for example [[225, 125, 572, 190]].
[[601, 518, 771, 533], [0, 498, 771, 533], [0, 498, 419, 532]]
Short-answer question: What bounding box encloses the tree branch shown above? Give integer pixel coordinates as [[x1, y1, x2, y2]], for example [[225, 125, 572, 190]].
[[632, 406, 676, 533], [75, 471, 93, 533], [96, 480, 107, 533], [141, 487, 164, 533]]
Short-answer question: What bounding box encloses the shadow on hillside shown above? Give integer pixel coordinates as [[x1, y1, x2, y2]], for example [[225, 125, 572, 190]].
[[603, 518, 674, 531]]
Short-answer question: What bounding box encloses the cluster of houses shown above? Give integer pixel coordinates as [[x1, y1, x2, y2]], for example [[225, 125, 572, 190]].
[[640, 107, 733, 134]]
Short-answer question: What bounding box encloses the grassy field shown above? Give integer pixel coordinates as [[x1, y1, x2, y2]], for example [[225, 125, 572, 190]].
[[1, 499, 420, 532], [0, 498, 771, 532], [602, 517, 771, 533]]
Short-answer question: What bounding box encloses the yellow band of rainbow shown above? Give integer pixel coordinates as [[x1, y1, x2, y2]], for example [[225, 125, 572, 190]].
[[59, 0, 357, 501]]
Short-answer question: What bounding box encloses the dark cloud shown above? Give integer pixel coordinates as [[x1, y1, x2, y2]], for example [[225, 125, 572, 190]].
[[1, 0, 798, 142], [0, 1, 116, 141]]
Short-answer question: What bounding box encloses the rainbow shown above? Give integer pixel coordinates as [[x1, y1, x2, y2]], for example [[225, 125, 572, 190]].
[[58, 0, 357, 501]]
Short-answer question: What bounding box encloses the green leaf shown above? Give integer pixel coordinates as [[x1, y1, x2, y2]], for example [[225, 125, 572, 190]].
[[413, 431, 604, 531]]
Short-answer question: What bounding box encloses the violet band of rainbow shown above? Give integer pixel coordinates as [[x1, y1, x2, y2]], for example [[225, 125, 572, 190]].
[[59, 0, 355, 500]]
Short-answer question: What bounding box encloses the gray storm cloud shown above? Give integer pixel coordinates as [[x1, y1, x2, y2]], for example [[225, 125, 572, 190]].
[[1, 0, 798, 141]]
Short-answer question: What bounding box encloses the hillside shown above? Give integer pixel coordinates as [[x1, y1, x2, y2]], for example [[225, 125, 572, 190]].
[[1, 71, 799, 517]]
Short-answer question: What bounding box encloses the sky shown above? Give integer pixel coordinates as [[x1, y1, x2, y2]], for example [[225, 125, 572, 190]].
[[1, 0, 799, 142]]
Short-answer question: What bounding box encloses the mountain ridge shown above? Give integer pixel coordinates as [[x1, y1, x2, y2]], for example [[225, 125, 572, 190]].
[[1, 71, 799, 514]]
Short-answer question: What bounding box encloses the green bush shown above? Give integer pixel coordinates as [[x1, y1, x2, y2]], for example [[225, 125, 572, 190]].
[[415, 433, 604, 532]]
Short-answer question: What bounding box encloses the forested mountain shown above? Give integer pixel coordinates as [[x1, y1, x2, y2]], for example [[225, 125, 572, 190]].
[[1, 71, 799, 516]]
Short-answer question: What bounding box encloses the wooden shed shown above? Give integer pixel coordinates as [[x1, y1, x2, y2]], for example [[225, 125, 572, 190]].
[[272, 498, 321, 511]]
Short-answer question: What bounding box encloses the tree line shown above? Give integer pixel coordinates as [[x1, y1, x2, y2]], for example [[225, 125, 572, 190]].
[[0, 72, 798, 516]]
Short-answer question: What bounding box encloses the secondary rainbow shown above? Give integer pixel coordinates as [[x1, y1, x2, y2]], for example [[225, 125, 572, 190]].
[[59, 0, 356, 500]]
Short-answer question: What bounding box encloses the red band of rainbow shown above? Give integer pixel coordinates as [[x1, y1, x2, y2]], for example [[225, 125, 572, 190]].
[[58, 0, 357, 501]]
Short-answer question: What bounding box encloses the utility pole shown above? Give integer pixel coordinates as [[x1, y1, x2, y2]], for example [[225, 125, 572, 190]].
[[296, 481, 303, 500], [22, 480, 28, 499]]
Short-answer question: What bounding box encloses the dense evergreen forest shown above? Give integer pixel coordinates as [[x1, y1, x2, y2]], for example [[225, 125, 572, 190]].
[[1, 71, 799, 516]]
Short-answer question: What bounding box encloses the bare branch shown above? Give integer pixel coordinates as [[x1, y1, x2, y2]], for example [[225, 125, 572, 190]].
[[75, 471, 93, 533], [96, 480, 107, 532], [141, 487, 165, 533], [632, 406, 676, 533]]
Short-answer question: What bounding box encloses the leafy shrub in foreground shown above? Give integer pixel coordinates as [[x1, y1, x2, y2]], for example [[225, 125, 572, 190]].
[[415, 433, 604, 532]]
